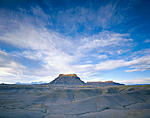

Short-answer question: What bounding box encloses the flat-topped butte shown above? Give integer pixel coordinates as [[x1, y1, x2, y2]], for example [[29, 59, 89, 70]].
[[59, 74, 77, 77], [50, 74, 85, 85], [50, 74, 124, 86]]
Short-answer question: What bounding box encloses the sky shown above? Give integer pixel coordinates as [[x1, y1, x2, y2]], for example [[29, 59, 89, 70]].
[[0, 0, 150, 84]]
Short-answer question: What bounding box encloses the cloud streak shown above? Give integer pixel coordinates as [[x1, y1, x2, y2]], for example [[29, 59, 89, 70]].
[[0, 1, 150, 84], [0, 20, 150, 83], [117, 78, 150, 85]]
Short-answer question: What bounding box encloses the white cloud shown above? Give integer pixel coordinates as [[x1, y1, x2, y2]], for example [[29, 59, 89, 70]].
[[77, 31, 133, 56], [0, 24, 83, 83], [0, 22, 150, 84], [0, 50, 26, 83], [55, 1, 125, 32], [126, 55, 150, 72], [96, 60, 128, 71], [144, 39, 150, 43], [0, 21, 149, 83], [95, 54, 150, 72], [116, 78, 150, 85], [0, 25, 61, 50], [97, 55, 108, 59], [0, 6, 150, 84]]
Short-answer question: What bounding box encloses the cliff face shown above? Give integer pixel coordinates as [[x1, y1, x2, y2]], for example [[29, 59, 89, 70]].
[[50, 74, 85, 85], [58, 74, 77, 77]]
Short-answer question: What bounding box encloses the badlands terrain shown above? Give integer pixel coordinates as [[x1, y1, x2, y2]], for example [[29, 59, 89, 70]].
[[0, 74, 150, 118]]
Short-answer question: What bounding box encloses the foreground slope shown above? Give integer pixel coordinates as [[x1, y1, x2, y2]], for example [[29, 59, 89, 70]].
[[0, 84, 150, 118]]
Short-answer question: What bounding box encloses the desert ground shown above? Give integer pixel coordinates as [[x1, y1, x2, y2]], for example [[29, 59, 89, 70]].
[[0, 84, 150, 118]]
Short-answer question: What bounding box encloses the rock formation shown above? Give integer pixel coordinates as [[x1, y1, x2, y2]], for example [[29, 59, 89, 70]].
[[87, 81, 124, 87], [50, 74, 85, 85]]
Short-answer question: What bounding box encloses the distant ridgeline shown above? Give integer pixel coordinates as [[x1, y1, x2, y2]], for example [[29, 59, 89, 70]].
[[49, 74, 124, 86], [86, 81, 124, 87]]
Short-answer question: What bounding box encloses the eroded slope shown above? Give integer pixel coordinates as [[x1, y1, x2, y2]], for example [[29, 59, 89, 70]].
[[0, 85, 150, 118]]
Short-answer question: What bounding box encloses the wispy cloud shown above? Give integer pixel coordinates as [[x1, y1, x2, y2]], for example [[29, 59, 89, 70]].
[[126, 55, 150, 72], [0, 22, 136, 83], [77, 31, 132, 54], [0, 2, 150, 84], [0, 50, 26, 83], [117, 78, 150, 85], [0, 20, 150, 83], [95, 54, 150, 72], [96, 60, 128, 71], [144, 39, 150, 43], [97, 55, 108, 59]]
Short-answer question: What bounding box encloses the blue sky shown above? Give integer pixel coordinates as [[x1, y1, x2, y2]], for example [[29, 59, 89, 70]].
[[0, 0, 150, 84]]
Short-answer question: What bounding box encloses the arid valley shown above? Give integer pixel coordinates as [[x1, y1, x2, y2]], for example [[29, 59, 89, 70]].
[[0, 74, 150, 118]]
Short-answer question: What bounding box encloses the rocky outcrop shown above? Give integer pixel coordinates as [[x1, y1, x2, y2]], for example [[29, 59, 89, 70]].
[[50, 74, 124, 86], [87, 81, 124, 87], [50, 74, 85, 85]]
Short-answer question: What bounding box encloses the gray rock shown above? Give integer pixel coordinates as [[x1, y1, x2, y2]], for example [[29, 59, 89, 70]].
[[50, 74, 85, 85], [0, 84, 150, 118]]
